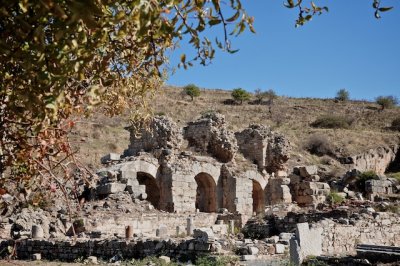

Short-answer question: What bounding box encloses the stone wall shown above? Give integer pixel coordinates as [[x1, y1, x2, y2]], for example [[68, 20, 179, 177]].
[[124, 116, 182, 157], [340, 145, 399, 175], [235, 124, 291, 174], [183, 113, 238, 163], [317, 212, 400, 255], [0, 238, 217, 261], [88, 212, 219, 238]]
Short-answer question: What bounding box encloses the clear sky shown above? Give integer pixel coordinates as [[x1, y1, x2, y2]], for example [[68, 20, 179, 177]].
[[166, 0, 400, 100]]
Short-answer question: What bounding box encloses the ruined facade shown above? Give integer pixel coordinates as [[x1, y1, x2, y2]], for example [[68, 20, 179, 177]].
[[235, 124, 291, 174], [98, 114, 293, 222]]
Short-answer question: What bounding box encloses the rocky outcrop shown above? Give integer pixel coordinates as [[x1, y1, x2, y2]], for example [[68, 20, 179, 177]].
[[235, 124, 291, 174], [339, 145, 399, 175], [184, 113, 238, 163], [124, 116, 182, 157]]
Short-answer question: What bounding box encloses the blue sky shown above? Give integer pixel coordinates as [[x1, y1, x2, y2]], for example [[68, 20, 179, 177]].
[[167, 1, 400, 100]]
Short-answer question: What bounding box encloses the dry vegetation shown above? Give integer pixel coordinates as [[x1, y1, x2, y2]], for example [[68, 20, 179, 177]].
[[70, 86, 400, 170]]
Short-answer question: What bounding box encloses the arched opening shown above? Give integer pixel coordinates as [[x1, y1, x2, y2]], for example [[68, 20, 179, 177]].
[[252, 180, 265, 215], [195, 173, 217, 213], [137, 172, 160, 209]]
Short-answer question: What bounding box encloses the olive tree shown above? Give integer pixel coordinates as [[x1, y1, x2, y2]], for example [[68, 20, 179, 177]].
[[376, 96, 399, 110], [232, 88, 251, 104], [183, 84, 201, 101]]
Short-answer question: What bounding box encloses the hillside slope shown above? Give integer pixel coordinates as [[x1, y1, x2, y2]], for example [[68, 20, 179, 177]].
[[70, 86, 400, 172]]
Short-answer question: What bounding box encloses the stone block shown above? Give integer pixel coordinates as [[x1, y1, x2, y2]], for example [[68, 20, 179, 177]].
[[193, 228, 215, 243], [265, 236, 279, 244], [299, 165, 318, 178], [159, 256, 171, 264], [241, 254, 256, 261], [87, 256, 98, 264], [275, 243, 285, 254], [156, 225, 168, 238], [32, 253, 41, 260], [97, 183, 126, 195], [101, 153, 120, 164], [248, 246, 259, 255]]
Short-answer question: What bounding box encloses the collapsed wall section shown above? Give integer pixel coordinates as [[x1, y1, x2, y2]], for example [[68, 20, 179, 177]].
[[235, 124, 291, 174], [124, 116, 182, 157], [183, 113, 238, 163]]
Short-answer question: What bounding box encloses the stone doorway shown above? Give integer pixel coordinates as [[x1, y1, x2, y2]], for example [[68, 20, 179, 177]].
[[252, 180, 265, 214], [194, 173, 217, 212], [137, 172, 160, 209]]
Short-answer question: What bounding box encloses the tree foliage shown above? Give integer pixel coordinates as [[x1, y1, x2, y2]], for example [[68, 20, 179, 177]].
[[0, 0, 253, 210], [376, 95, 398, 110], [335, 89, 350, 102], [183, 84, 201, 101], [231, 88, 251, 104]]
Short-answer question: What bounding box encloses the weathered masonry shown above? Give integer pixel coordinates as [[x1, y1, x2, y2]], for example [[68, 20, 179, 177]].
[[98, 113, 291, 221]]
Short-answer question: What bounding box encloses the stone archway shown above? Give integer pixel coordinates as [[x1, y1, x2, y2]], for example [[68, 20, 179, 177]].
[[137, 172, 160, 209], [252, 180, 265, 214], [194, 173, 217, 213]]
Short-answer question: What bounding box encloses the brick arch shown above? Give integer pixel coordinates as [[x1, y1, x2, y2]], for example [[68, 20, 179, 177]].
[[194, 172, 217, 213]]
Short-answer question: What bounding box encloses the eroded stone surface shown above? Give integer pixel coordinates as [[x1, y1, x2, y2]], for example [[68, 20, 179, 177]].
[[184, 113, 238, 163], [235, 124, 291, 174]]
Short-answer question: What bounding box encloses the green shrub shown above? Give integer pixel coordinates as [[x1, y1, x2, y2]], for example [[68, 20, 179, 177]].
[[183, 84, 201, 101], [231, 88, 251, 104], [387, 172, 400, 182], [357, 170, 379, 191], [311, 115, 354, 129], [335, 88, 349, 102], [391, 117, 400, 131], [376, 95, 398, 110], [328, 192, 345, 204], [304, 134, 333, 156]]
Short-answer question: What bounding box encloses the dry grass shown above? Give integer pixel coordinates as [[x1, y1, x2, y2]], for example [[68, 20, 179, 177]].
[[70, 86, 400, 169]]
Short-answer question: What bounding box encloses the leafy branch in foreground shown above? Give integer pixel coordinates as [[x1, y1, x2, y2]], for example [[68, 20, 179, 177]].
[[0, 0, 253, 212]]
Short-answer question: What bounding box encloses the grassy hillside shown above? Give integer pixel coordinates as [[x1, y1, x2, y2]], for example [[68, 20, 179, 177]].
[[70, 86, 400, 170]]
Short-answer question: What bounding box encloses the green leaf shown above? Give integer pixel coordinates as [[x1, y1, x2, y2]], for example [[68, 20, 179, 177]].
[[379, 7, 393, 12], [209, 19, 221, 26], [226, 11, 240, 22]]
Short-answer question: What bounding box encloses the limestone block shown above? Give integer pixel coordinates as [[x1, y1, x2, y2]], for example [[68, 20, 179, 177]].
[[87, 256, 98, 264], [193, 228, 215, 243], [101, 153, 120, 164], [156, 225, 168, 238], [299, 166, 318, 178], [248, 246, 259, 255], [265, 236, 279, 244], [32, 253, 41, 261], [97, 183, 126, 195], [275, 243, 285, 254], [159, 256, 171, 264], [241, 255, 256, 261]]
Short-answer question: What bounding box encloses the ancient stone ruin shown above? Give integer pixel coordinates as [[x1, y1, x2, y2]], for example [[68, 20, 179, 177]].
[[1, 113, 399, 265]]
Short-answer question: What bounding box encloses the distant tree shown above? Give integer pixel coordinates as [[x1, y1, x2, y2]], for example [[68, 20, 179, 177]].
[[232, 88, 251, 105], [183, 84, 201, 101], [254, 88, 265, 104], [335, 89, 349, 102], [264, 89, 278, 104], [376, 95, 399, 110]]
